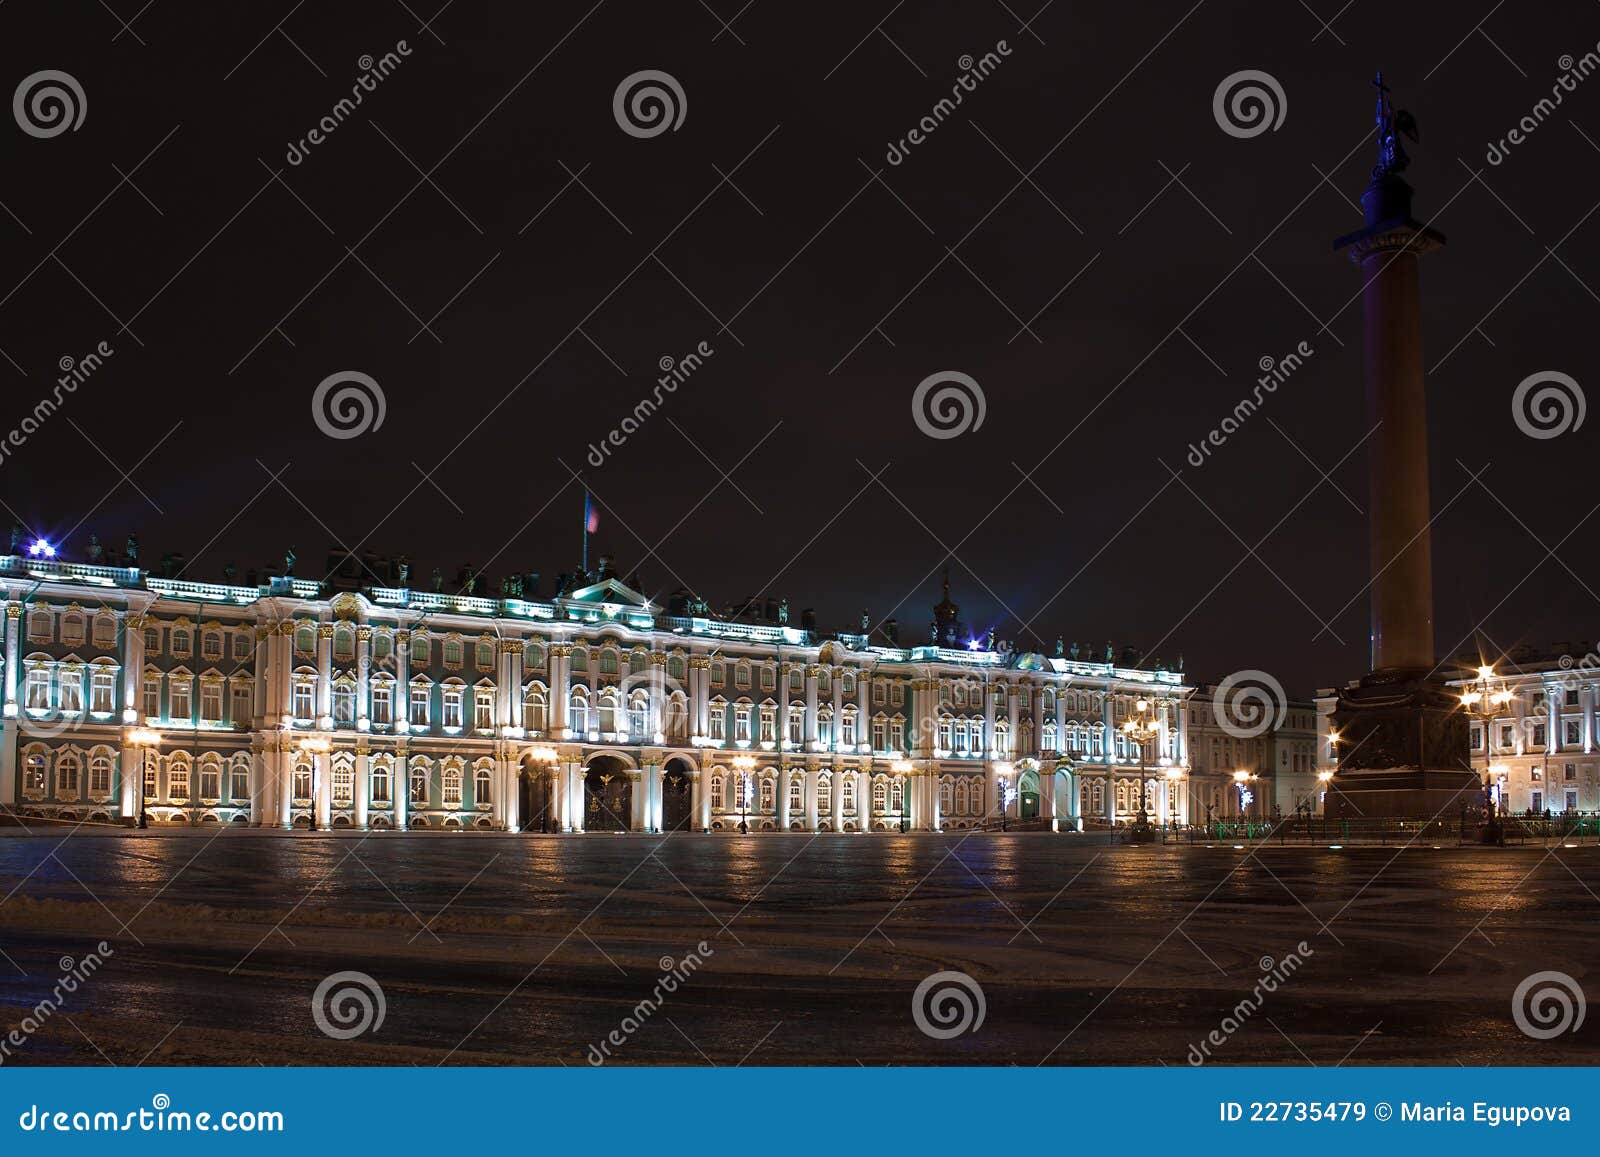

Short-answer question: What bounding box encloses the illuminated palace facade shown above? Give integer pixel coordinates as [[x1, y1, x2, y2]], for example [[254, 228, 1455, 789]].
[[0, 554, 1194, 833]]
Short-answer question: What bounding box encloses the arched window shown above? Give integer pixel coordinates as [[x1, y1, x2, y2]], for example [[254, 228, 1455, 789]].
[[410, 759, 430, 805], [599, 649, 619, 675], [55, 753, 81, 798], [443, 638, 463, 668], [474, 764, 493, 806], [569, 688, 589, 735], [955, 779, 969, 813], [196, 756, 220, 800], [61, 611, 85, 646], [22, 751, 46, 797], [290, 757, 311, 802], [627, 690, 648, 738], [788, 777, 802, 812], [872, 780, 887, 810], [666, 693, 688, 740], [524, 684, 548, 732], [442, 763, 463, 806], [939, 779, 953, 810], [371, 757, 393, 804], [332, 755, 354, 806], [169, 756, 192, 802], [597, 687, 620, 733], [89, 754, 113, 799], [711, 775, 726, 809], [759, 777, 774, 810], [841, 777, 855, 808]]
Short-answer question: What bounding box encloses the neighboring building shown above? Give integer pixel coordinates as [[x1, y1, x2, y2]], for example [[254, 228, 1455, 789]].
[[1187, 684, 1320, 820], [1315, 644, 1600, 816], [1446, 646, 1599, 815], [0, 550, 1195, 833]]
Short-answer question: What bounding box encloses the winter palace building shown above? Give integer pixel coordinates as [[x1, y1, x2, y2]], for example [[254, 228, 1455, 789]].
[[0, 550, 1199, 833]]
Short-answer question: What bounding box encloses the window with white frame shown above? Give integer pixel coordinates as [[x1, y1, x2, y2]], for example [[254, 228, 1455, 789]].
[[474, 688, 493, 731], [200, 681, 223, 722], [332, 757, 354, 806], [168, 758, 191, 802], [143, 676, 159, 718], [443, 763, 464, 806], [55, 752, 80, 798], [410, 761, 429, 804], [333, 682, 355, 726], [410, 684, 430, 727], [199, 758, 221, 801], [474, 764, 492, 806], [231, 684, 251, 726], [92, 614, 116, 648], [523, 685, 547, 732], [872, 715, 887, 751], [91, 668, 115, 713], [841, 708, 858, 747], [371, 759, 392, 803], [788, 777, 802, 812], [230, 758, 249, 802], [202, 632, 222, 661], [58, 669, 83, 714], [291, 680, 314, 720], [171, 628, 192, 658], [787, 705, 804, 745], [758, 703, 776, 743], [26, 609, 51, 642], [371, 680, 393, 726], [89, 754, 113, 799], [22, 752, 45, 797], [438, 688, 464, 732], [24, 667, 50, 711], [170, 678, 193, 722], [291, 757, 312, 802]]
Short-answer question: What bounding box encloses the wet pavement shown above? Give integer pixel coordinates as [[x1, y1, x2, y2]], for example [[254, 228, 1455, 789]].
[[0, 830, 1596, 1066]]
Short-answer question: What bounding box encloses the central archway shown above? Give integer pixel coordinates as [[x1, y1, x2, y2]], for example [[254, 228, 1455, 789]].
[[518, 757, 555, 832], [584, 755, 633, 832], [661, 757, 695, 832], [1018, 769, 1041, 820]]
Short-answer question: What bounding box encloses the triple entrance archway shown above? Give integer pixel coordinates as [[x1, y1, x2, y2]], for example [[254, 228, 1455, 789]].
[[515, 752, 695, 833]]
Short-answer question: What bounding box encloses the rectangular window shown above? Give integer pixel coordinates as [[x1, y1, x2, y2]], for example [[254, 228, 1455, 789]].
[[201, 683, 223, 722], [292, 682, 314, 720], [143, 677, 160, 719], [231, 685, 251, 726], [410, 686, 429, 727], [1565, 721, 1580, 745], [233, 633, 251, 660], [58, 674, 83, 714], [333, 684, 355, 726], [200, 762, 221, 800], [170, 680, 192, 721], [410, 765, 428, 804], [231, 763, 249, 802], [91, 670, 115, 713], [25, 669, 50, 710], [372, 684, 393, 726], [475, 690, 494, 731], [372, 762, 392, 803], [443, 687, 463, 729]]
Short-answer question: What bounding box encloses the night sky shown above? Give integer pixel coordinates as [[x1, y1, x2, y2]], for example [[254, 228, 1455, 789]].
[[2, 0, 1597, 697]]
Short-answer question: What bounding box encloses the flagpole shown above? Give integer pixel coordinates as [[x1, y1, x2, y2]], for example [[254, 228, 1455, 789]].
[[582, 490, 590, 576]]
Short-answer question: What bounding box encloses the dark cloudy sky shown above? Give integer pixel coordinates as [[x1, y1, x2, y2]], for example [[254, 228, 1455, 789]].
[[2, 0, 1598, 695]]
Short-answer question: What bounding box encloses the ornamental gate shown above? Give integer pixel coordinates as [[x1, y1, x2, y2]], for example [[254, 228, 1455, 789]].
[[661, 762, 694, 832], [584, 765, 632, 832]]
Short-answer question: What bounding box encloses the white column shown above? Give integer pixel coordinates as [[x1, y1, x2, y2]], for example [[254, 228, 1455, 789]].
[[927, 771, 941, 831], [394, 632, 410, 735], [691, 768, 708, 831], [857, 767, 871, 832], [630, 769, 647, 831], [804, 665, 819, 747], [777, 763, 792, 830], [856, 669, 869, 750], [830, 766, 844, 832], [393, 745, 408, 829], [1583, 683, 1595, 754], [313, 751, 330, 828], [315, 624, 334, 729], [830, 668, 844, 753], [691, 657, 710, 738], [354, 745, 370, 829], [3, 603, 21, 717], [1042, 765, 1058, 831], [804, 765, 819, 831], [649, 653, 666, 741], [120, 610, 145, 723], [356, 626, 372, 731], [276, 739, 293, 828], [552, 646, 571, 736], [566, 760, 584, 831]]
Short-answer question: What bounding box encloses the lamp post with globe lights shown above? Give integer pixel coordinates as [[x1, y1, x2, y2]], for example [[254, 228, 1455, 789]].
[[1459, 664, 1513, 845], [297, 736, 330, 830], [1121, 697, 1164, 843], [529, 745, 559, 832], [732, 753, 755, 834]]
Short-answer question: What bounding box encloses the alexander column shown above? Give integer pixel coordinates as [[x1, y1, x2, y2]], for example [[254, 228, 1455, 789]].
[[1325, 75, 1475, 819]]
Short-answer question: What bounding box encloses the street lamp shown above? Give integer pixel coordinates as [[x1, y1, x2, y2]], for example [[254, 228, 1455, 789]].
[[126, 727, 162, 829], [297, 736, 330, 831], [1232, 768, 1258, 820], [1459, 664, 1513, 844], [891, 759, 913, 833], [732, 754, 755, 834], [1121, 697, 1163, 844], [1163, 764, 1185, 831]]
